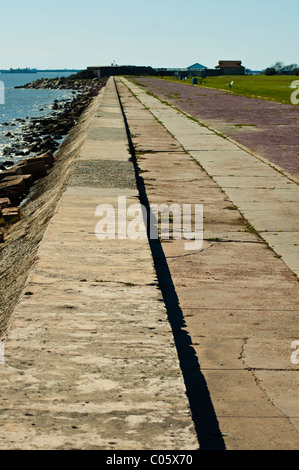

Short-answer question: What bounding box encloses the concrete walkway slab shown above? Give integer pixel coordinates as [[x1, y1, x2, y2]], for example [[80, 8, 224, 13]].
[[188, 150, 291, 176]]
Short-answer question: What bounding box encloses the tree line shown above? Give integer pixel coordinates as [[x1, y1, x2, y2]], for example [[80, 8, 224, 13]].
[[265, 62, 299, 75]]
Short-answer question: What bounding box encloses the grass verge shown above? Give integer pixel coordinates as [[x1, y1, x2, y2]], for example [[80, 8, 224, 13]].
[[146, 75, 299, 105]]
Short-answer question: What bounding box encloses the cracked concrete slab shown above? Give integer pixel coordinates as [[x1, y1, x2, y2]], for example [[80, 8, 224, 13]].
[[117, 77, 299, 450]]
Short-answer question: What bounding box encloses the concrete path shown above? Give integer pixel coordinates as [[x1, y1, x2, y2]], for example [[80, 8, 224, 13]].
[[1, 74, 298, 451], [0, 78, 198, 450], [120, 78, 299, 277], [116, 77, 299, 450]]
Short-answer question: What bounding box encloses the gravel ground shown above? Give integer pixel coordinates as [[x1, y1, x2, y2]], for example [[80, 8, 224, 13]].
[[131, 77, 299, 178], [69, 160, 136, 188]]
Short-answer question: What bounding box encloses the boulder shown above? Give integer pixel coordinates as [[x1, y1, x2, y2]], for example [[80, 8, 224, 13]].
[[0, 176, 28, 204], [3, 146, 14, 155], [1, 174, 33, 187], [38, 136, 58, 152], [0, 169, 22, 181], [0, 169, 22, 180], [0, 161, 15, 171], [0, 188, 19, 206], [2, 206, 21, 221], [25, 152, 54, 167], [17, 159, 47, 180], [0, 197, 11, 209]]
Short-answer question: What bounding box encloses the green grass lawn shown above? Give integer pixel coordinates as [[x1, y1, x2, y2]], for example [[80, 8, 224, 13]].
[[151, 75, 299, 105]]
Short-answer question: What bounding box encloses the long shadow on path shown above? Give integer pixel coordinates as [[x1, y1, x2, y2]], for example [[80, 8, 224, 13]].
[[117, 86, 226, 450], [138, 182, 226, 450]]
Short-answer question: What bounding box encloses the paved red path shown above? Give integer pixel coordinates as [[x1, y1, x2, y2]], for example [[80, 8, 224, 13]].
[[132, 77, 299, 178]]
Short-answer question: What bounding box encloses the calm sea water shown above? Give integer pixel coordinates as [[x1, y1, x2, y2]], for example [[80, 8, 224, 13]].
[[0, 71, 77, 164]]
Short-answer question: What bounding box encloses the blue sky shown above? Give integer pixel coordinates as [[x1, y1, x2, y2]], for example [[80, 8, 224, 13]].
[[0, 0, 298, 70]]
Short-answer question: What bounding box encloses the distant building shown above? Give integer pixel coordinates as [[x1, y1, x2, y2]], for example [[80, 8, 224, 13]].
[[216, 60, 245, 75], [186, 63, 208, 77], [187, 63, 207, 71], [155, 68, 183, 77], [282, 68, 294, 75], [87, 65, 157, 78]]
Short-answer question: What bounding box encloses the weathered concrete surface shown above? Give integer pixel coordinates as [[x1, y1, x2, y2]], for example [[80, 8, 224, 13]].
[[0, 78, 198, 450], [117, 77, 299, 450], [120, 78, 299, 277]]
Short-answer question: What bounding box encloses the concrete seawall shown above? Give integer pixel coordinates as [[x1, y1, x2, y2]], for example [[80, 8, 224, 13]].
[[0, 77, 199, 450]]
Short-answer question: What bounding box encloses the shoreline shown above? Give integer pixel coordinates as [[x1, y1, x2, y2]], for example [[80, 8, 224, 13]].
[[0, 76, 107, 240], [1, 77, 106, 170]]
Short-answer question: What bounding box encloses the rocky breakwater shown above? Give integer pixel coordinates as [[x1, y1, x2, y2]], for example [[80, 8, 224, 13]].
[[0, 76, 107, 241]]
